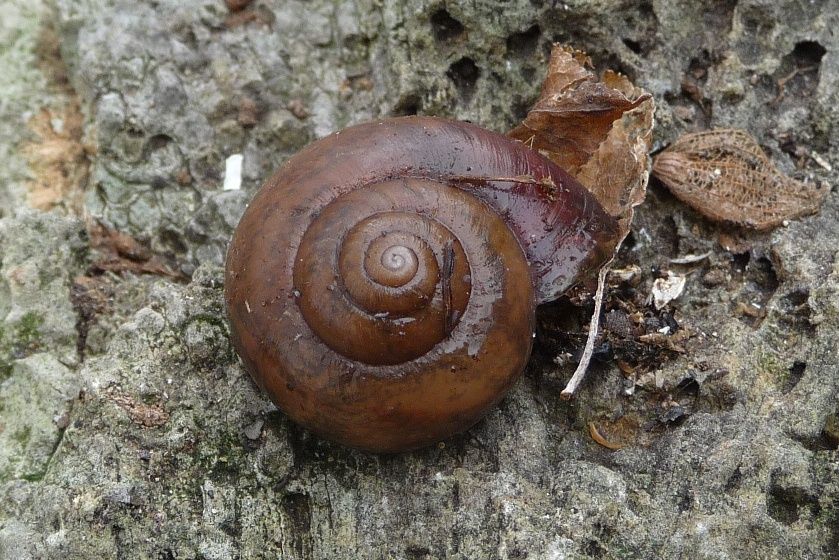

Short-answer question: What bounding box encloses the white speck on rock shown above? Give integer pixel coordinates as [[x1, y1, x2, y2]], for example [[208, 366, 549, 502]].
[[223, 154, 243, 191], [651, 271, 687, 309]]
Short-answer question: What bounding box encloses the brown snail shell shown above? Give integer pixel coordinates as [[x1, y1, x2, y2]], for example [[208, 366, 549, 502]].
[[225, 116, 618, 453]]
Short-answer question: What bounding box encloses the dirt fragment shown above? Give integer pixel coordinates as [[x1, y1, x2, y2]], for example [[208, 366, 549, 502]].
[[108, 390, 169, 428], [637, 329, 690, 353], [22, 17, 91, 212], [225, 0, 253, 11], [287, 99, 310, 120], [70, 275, 114, 357], [237, 96, 262, 127], [22, 106, 89, 212], [702, 268, 728, 287], [224, 6, 274, 28]]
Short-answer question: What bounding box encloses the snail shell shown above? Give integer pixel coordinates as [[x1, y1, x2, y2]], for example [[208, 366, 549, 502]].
[[225, 116, 618, 452]]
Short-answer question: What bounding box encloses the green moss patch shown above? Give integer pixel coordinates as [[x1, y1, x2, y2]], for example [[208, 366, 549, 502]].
[[0, 311, 45, 380]]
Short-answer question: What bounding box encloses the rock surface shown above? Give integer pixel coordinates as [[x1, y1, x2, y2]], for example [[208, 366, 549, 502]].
[[1, 0, 838, 558]]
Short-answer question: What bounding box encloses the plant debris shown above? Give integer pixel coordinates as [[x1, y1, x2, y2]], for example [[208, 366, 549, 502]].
[[87, 221, 185, 279], [539, 266, 692, 391], [651, 271, 687, 310], [509, 44, 655, 398], [509, 44, 654, 240], [588, 421, 624, 450], [652, 129, 830, 230], [587, 416, 645, 450], [669, 252, 712, 265], [561, 264, 610, 399], [108, 389, 170, 428]]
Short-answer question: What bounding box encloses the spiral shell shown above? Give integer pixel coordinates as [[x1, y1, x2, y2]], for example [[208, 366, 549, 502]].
[[225, 116, 617, 452]]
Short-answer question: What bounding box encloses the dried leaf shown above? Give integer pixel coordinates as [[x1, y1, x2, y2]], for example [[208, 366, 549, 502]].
[[509, 44, 654, 239], [510, 47, 650, 175], [588, 416, 643, 450], [653, 129, 830, 230], [575, 94, 654, 235], [88, 221, 185, 279]]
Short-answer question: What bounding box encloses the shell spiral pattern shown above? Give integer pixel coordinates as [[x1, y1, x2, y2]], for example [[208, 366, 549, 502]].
[[225, 116, 618, 452]]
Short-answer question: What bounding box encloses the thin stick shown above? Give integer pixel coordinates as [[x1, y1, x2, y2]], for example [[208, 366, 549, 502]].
[[560, 261, 611, 400]]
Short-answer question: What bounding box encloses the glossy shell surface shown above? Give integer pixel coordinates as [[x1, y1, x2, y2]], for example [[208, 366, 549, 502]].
[[225, 116, 617, 452]]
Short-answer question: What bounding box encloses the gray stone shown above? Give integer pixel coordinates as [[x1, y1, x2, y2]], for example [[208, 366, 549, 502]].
[[0, 210, 85, 369], [0, 0, 838, 558], [0, 354, 80, 480]]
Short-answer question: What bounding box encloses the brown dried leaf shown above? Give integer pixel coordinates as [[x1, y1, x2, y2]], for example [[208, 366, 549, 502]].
[[508, 44, 654, 240], [588, 416, 643, 450], [652, 129, 830, 230], [575, 92, 654, 235], [88, 221, 185, 279]]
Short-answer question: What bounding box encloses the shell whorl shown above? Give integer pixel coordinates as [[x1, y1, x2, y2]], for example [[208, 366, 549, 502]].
[[293, 179, 478, 365]]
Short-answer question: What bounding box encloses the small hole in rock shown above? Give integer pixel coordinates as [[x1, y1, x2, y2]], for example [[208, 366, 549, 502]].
[[677, 487, 694, 511], [782, 288, 809, 307], [791, 40, 826, 66], [146, 134, 173, 152], [584, 539, 607, 557], [724, 466, 742, 492], [447, 57, 480, 103], [430, 9, 464, 42], [766, 477, 820, 525], [159, 229, 187, 256], [506, 24, 540, 59], [675, 377, 700, 398], [782, 361, 806, 394], [405, 545, 432, 559], [392, 95, 420, 116], [623, 38, 642, 54], [772, 40, 825, 103], [730, 252, 750, 274]]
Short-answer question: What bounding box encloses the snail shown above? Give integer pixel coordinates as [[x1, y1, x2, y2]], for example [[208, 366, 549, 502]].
[[225, 116, 618, 453]]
